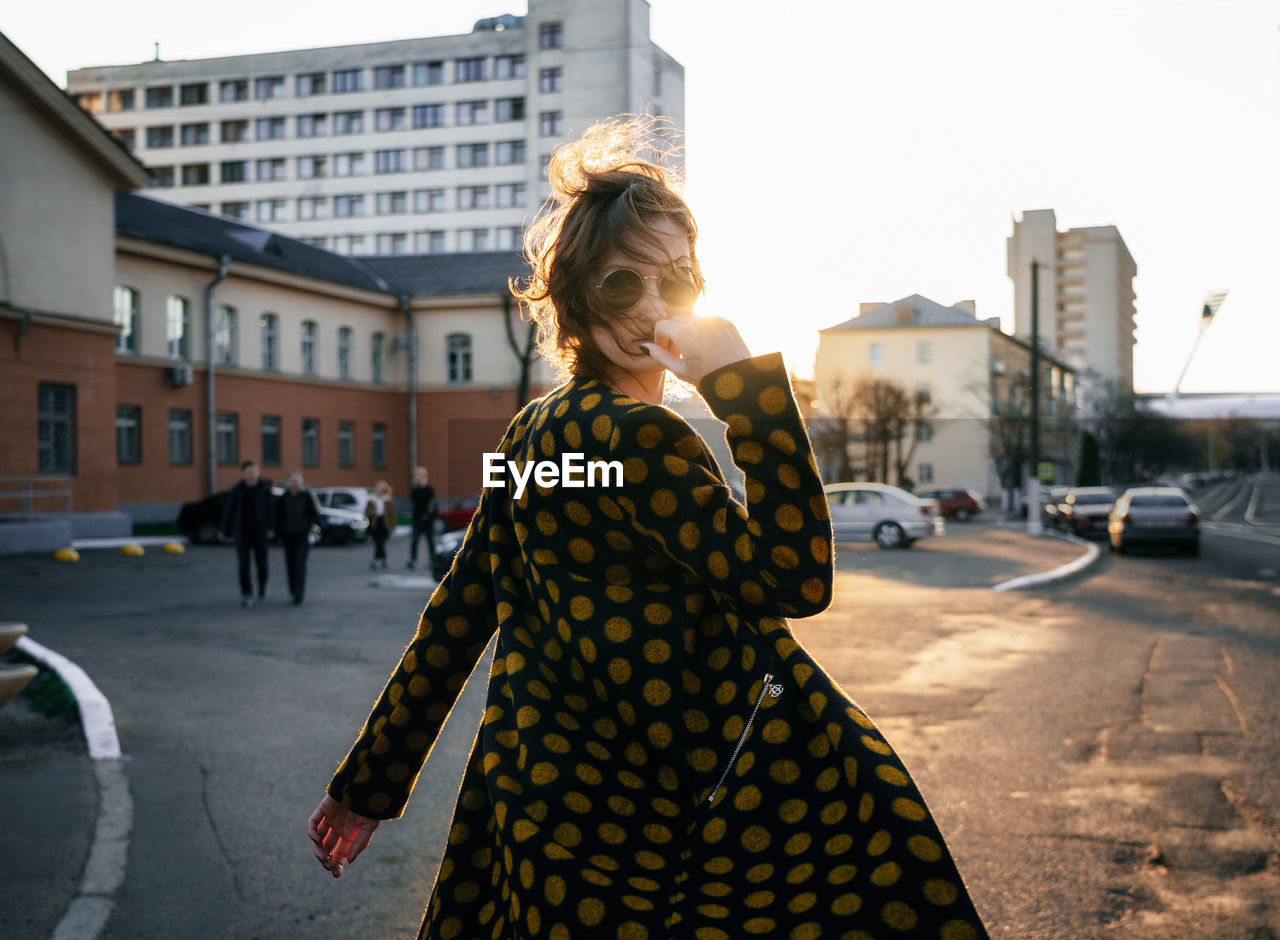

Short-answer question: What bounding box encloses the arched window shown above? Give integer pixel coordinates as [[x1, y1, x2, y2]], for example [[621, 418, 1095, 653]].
[[260, 313, 279, 370], [446, 333, 472, 384], [338, 326, 353, 380], [166, 295, 191, 360], [301, 320, 318, 375]]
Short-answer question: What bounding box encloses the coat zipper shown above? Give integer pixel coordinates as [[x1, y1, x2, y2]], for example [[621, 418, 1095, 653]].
[[705, 672, 783, 806]]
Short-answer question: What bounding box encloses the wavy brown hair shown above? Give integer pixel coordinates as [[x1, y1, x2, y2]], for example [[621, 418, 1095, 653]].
[[510, 117, 701, 385]]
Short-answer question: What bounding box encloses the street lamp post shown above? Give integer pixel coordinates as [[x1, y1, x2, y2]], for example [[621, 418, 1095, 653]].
[[1170, 290, 1227, 473]]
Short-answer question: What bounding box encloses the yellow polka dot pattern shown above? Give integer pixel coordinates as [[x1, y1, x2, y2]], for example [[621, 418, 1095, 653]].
[[326, 353, 986, 939]]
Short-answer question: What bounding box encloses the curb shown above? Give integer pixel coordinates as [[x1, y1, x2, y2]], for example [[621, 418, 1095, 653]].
[[991, 530, 1102, 592], [71, 536, 188, 550]]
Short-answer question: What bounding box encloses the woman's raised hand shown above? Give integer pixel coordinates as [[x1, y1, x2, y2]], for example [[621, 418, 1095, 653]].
[[642, 316, 753, 385], [309, 794, 380, 878]]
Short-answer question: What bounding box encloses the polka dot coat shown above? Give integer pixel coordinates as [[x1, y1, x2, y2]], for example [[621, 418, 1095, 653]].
[[328, 353, 988, 939]]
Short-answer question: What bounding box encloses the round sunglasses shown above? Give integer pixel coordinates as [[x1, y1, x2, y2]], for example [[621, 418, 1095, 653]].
[[594, 266, 702, 313]]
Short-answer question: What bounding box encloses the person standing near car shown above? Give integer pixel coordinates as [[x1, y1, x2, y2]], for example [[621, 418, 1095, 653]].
[[407, 466, 438, 570], [276, 469, 321, 605], [220, 459, 274, 607], [364, 480, 396, 569]]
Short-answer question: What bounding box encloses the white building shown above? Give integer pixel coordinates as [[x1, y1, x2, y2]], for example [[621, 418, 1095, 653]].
[[65, 0, 684, 256], [1007, 208, 1137, 391]]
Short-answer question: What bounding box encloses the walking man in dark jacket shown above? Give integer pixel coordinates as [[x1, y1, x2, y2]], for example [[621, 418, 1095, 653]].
[[407, 465, 438, 570], [220, 459, 275, 607], [276, 469, 321, 605]]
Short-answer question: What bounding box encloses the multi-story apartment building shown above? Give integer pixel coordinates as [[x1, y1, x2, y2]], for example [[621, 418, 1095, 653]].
[[814, 295, 1078, 498], [1006, 208, 1138, 391], [65, 0, 684, 256]]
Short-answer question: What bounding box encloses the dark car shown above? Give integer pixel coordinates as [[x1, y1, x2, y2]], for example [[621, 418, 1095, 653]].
[[1056, 487, 1118, 537], [177, 489, 367, 546], [431, 527, 467, 582], [915, 487, 986, 522], [1108, 487, 1200, 556], [271, 486, 369, 545]]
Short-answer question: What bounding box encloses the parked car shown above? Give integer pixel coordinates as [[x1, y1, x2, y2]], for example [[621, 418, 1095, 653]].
[[1108, 487, 1200, 556], [177, 488, 368, 546], [823, 482, 944, 549], [271, 486, 369, 545], [439, 494, 481, 532], [1056, 486, 1118, 537], [1040, 486, 1071, 526], [313, 486, 372, 515], [915, 487, 986, 521]]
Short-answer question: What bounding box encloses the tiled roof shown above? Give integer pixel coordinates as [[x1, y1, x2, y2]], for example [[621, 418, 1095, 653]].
[[362, 251, 529, 298]]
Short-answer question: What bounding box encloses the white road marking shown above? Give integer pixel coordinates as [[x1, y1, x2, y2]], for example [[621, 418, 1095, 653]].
[[992, 532, 1101, 592], [1211, 483, 1252, 521]]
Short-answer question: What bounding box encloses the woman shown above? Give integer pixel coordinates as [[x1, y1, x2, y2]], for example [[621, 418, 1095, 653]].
[[311, 120, 988, 939], [365, 480, 396, 570]]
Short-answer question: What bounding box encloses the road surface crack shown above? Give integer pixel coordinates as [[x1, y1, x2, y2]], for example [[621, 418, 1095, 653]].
[[199, 761, 246, 901]]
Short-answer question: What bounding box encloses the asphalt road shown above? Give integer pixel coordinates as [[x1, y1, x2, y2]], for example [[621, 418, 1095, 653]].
[[2, 514, 1278, 939]]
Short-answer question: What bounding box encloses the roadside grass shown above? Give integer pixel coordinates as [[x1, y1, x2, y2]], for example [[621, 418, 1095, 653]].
[[2, 648, 79, 720]]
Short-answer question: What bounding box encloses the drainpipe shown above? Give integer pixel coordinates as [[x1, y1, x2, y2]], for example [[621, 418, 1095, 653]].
[[400, 293, 418, 483], [205, 255, 229, 496]]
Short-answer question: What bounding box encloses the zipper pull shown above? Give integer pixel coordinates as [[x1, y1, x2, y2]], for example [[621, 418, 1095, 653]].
[[763, 673, 783, 698]]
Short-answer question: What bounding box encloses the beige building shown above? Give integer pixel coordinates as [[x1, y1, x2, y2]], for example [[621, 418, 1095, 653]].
[[65, 0, 684, 256], [814, 295, 1078, 499], [1007, 208, 1137, 391]]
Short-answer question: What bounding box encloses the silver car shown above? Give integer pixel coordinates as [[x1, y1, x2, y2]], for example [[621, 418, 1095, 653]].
[[1108, 487, 1200, 556], [823, 482, 944, 549]]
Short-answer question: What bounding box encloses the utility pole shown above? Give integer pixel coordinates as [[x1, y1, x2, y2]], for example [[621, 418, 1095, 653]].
[[1027, 260, 1043, 535]]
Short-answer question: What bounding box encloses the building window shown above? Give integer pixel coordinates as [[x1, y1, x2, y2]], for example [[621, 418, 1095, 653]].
[[108, 88, 136, 112], [221, 201, 250, 220], [456, 100, 488, 125], [261, 416, 281, 467], [375, 107, 406, 132], [297, 113, 328, 137], [414, 146, 445, 171], [113, 286, 139, 354], [412, 103, 444, 128], [495, 54, 525, 80], [115, 405, 141, 464], [495, 140, 526, 166], [220, 119, 249, 142], [254, 76, 285, 100], [301, 418, 319, 468], [375, 149, 406, 173], [376, 191, 408, 215], [181, 164, 210, 186], [256, 198, 287, 223], [458, 228, 489, 252], [333, 68, 363, 93], [261, 313, 279, 370], [256, 117, 286, 140], [297, 155, 328, 179], [457, 142, 489, 168], [332, 235, 365, 255], [371, 422, 387, 469], [416, 230, 446, 253], [333, 110, 364, 135], [413, 61, 443, 86], [414, 188, 445, 213], [219, 79, 248, 103], [447, 334, 472, 382], [539, 67, 563, 94], [494, 97, 525, 122], [375, 233, 409, 254], [179, 82, 207, 106], [496, 182, 526, 209], [457, 186, 490, 211], [75, 91, 104, 114], [296, 71, 326, 96], [148, 166, 175, 188], [334, 194, 364, 217], [496, 226, 522, 250], [917, 462, 934, 484], [455, 57, 486, 83], [220, 161, 248, 183], [373, 65, 406, 89], [38, 384, 76, 474], [145, 86, 173, 109], [337, 327, 353, 379], [917, 341, 932, 364], [214, 306, 236, 366], [216, 412, 238, 465], [180, 122, 209, 145], [539, 22, 564, 50], [869, 343, 884, 365], [916, 423, 933, 444], [540, 153, 552, 178], [256, 158, 287, 181], [539, 111, 563, 137], [166, 296, 190, 359], [301, 320, 318, 375], [146, 125, 174, 148], [338, 421, 355, 468], [297, 196, 329, 221], [371, 332, 385, 384], [333, 152, 364, 177], [169, 409, 192, 465], [916, 384, 932, 406], [112, 129, 136, 151]]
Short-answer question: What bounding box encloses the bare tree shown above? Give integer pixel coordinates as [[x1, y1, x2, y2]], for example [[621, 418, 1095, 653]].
[[503, 294, 539, 409], [816, 374, 936, 488]]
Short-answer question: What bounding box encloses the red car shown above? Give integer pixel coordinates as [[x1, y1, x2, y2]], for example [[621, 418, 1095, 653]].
[[915, 487, 986, 522], [438, 494, 481, 531]]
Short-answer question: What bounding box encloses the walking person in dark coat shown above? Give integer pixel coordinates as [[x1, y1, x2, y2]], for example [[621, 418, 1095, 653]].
[[220, 459, 274, 607], [407, 466, 438, 570], [275, 469, 321, 605]]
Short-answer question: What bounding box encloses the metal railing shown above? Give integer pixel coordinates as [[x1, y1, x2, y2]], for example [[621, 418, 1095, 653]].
[[0, 475, 73, 518]]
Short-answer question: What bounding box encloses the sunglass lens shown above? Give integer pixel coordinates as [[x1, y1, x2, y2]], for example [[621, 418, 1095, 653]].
[[600, 269, 643, 310], [659, 271, 699, 307]]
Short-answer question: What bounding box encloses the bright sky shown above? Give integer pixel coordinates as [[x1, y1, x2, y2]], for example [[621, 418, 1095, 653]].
[[7, 0, 1278, 393]]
